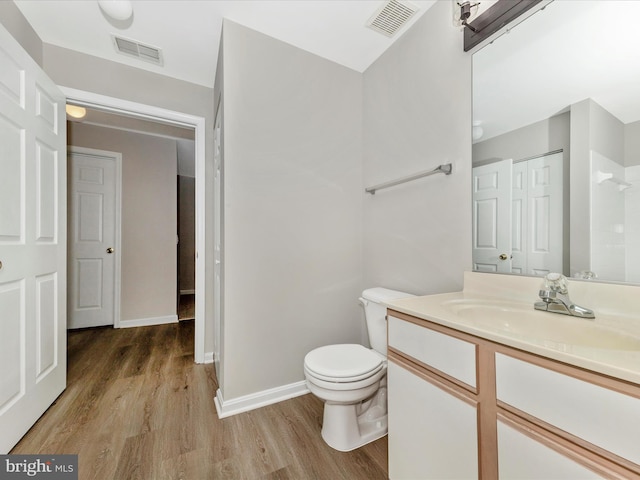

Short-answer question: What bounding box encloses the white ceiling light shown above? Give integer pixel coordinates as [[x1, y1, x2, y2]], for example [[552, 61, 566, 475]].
[[66, 105, 87, 119], [97, 0, 133, 21]]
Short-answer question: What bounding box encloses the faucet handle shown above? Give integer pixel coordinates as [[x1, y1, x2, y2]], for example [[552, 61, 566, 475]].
[[542, 273, 568, 294]]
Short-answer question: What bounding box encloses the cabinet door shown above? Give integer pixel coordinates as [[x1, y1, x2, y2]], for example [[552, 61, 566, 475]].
[[498, 420, 605, 479], [388, 361, 478, 479]]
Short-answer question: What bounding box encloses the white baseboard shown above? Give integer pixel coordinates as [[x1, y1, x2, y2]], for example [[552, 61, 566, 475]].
[[180, 289, 195, 295], [203, 351, 214, 364], [118, 314, 178, 329], [214, 381, 310, 419]]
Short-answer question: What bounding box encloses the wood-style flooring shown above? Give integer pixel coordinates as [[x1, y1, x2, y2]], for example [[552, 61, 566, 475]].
[[11, 321, 388, 479], [178, 294, 195, 321]]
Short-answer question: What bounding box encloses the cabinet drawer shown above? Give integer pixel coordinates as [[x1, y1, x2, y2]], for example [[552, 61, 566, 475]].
[[496, 353, 640, 466], [388, 315, 477, 388], [497, 419, 605, 479]]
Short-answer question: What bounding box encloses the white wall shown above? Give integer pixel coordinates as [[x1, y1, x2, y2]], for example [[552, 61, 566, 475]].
[[625, 165, 640, 282], [570, 99, 625, 276], [0, 1, 41, 66], [362, 0, 472, 295], [68, 122, 178, 322], [590, 151, 626, 282], [220, 20, 364, 400]]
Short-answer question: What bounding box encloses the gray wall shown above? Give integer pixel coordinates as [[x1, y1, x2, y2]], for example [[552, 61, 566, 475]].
[[178, 175, 195, 293], [43, 44, 216, 352], [625, 120, 640, 167], [362, 0, 472, 295], [68, 123, 178, 322], [219, 20, 364, 400], [472, 112, 570, 166], [0, 1, 42, 66]]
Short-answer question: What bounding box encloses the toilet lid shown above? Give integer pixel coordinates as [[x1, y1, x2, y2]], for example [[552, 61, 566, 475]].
[[304, 344, 383, 382]]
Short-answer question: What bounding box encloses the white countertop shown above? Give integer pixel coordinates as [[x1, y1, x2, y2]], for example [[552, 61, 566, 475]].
[[385, 272, 640, 385]]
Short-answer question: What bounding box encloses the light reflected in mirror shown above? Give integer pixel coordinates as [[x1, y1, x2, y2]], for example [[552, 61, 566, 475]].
[[472, 0, 640, 284]]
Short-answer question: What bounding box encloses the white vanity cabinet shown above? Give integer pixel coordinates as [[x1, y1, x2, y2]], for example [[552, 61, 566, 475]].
[[387, 314, 491, 479], [388, 361, 478, 479], [387, 316, 478, 479], [387, 310, 640, 480], [495, 352, 640, 478]]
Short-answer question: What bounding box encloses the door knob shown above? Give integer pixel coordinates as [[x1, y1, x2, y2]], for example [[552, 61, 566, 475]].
[[0, 260, 2, 269], [499, 253, 511, 260], [106, 247, 114, 254]]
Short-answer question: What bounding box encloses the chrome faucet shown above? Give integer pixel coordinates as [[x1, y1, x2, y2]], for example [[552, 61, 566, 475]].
[[534, 273, 595, 319]]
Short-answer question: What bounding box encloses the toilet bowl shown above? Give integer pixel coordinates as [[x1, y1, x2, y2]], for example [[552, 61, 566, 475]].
[[303, 288, 413, 452], [304, 344, 388, 451]]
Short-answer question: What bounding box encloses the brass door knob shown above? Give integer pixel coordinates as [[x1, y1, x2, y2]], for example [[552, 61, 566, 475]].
[[499, 253, 510, 260], [0, 260, 3, 269], [106, 247, 114, 254]]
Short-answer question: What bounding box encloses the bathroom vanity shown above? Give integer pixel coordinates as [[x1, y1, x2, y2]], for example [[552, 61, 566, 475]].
[[385, 272, 640, 480]]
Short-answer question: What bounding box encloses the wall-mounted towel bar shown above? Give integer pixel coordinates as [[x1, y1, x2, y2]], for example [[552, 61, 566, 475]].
[[595, 170, 632, 191], [365, 163, 452, 195]]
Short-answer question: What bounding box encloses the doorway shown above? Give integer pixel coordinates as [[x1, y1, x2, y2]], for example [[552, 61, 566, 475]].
[[63, 87, 207, 363], [177, 142, 196, 322], [67, 147, 122, 329], [472, 151, 564, 276]]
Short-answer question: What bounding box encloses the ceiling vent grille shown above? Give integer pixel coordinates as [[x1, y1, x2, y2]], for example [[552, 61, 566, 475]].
[[366, 0, 419, 37], [112, 35, 164, 66]]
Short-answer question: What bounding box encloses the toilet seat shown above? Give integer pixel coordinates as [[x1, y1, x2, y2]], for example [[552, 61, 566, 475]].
[[304, 344, 384, 383]]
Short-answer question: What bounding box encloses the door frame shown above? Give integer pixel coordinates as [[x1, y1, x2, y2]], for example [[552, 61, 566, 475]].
[[62, 87, 206, 364], [68, 146, 122, 329]]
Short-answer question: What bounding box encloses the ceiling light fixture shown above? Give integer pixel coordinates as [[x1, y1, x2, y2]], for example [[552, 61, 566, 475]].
[[66, 105, 87, 119], [454, 1, 480, 32], [97, 0, 133, 21]]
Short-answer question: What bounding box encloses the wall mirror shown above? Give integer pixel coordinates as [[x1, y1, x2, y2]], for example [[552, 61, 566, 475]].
[[471, 0, 640, 284]]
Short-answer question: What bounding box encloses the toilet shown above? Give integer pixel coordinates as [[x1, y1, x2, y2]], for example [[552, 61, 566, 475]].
[[303, 287, 414, 452]]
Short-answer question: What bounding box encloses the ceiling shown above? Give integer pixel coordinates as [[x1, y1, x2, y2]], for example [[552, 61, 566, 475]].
[[473, 0, 640, 142], [15, 0, 437, 88]]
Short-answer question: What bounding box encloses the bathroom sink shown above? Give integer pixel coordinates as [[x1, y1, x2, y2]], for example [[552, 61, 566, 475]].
[[441, 299, 640, 351]]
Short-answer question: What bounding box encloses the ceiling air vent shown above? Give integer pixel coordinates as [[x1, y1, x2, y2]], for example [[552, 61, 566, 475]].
[[366, 0, 419, 37], [112, 35, 164, 66]]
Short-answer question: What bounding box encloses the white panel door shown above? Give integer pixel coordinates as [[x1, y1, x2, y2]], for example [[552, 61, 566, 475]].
[[527, 152, 563, 276], [213, 100, 222, 376], [511, 162, 528, 274], [472, 159, 512, 273], [0, 24, 66, 453], [68, 149, 119, 329]]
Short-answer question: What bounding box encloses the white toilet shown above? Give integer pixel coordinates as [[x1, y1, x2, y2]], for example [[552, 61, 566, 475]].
[[303, 287, 414, 451]]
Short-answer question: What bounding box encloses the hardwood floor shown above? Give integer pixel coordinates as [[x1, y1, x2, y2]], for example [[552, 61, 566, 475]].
[[11, 322, 388, 479], [178, 294, 195, 321]]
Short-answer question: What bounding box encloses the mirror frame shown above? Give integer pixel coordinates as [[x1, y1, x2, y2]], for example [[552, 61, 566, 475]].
[[464, 0, 544, 51]]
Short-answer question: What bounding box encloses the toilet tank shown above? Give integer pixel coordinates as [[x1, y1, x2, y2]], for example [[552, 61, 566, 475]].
[[361, 287, 414, 356]]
